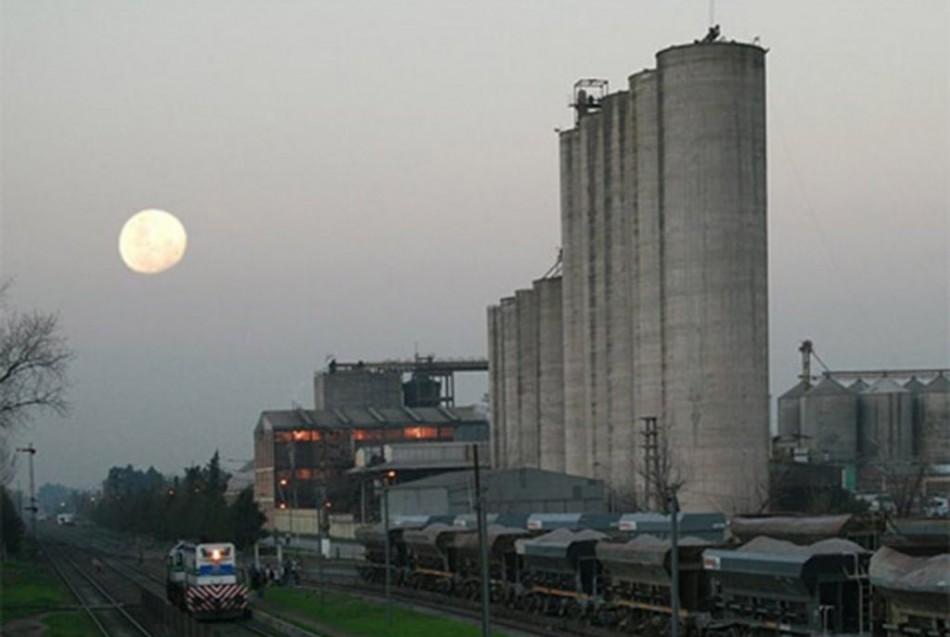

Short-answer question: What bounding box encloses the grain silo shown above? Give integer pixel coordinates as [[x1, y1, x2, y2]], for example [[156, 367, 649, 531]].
[[860, 378, 914, 463], [489, 34, 769, 513], [799, 377, 858, 463], [777, 381, 809, 440], [535, 276, 565, 473], [919, 375, 950, 464]]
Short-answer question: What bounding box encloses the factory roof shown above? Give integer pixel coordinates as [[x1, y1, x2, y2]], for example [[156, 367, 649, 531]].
[[256, 405, 486, 431]]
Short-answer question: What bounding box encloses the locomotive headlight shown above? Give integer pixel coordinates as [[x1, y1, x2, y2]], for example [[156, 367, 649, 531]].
[[211, 549, 222, 562]]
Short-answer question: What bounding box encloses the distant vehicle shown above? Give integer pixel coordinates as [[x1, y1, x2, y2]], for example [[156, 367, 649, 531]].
[[165, 541, 248, 620], [855, 492, 896, 514], [56, 513, 75, 526], [924, 496, 948, 518]]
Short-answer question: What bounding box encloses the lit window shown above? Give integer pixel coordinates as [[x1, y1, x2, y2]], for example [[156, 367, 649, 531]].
[[403, 426, 438, 439]]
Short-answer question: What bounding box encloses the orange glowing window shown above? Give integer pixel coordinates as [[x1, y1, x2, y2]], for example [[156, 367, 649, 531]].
[[292, 430, 312, 441], [275, 432, 293, 442], [403, 426, 438, 440], [439, 426, 454, 439], [295, 469, 312, 480]]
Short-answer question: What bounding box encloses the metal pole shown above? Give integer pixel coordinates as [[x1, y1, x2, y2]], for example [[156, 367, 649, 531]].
[[669, 492, 680, 637], [383, 474, 393, 626], [318, 487, 326, 607], [473, 445, 491, 637], [15, 444, 37, 546]]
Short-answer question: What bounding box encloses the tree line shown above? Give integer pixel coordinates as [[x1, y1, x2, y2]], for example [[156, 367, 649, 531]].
[[92, 452, 266, 549]]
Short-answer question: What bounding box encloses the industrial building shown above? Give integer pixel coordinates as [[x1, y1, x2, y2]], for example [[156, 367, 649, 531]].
[[385, 467, 607, 517], [776, 341, 950, 506], [253, 358, 490, 529], [489, 32, 769, 513]]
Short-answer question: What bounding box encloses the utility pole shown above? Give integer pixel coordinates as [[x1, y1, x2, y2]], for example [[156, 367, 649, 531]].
[[473, 444, 491, 637], [15, 444, 38, 546], [382, 469, 395, 626], [642, 417, 659, 510], [669, 490, 681, 637]]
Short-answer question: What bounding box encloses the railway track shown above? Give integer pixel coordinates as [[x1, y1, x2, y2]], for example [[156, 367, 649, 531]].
[[43, 542, 157, 637]]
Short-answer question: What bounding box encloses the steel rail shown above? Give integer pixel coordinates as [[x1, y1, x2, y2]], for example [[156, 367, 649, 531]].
[[43, 542, 155, 637]]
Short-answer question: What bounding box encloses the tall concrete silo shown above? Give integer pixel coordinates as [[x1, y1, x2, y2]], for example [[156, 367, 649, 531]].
[[535, 276, 565, 473], [860, 378, 914, 463], [652, 42, 769, 512], [800, 377, 858, 463], [500, 297, 521, 466], [559, 122, 589, 478], [487, 303, 505, 466], [516, 288, 540, 468], [919, 374, 950, 464], [493, 36, 769, 514]]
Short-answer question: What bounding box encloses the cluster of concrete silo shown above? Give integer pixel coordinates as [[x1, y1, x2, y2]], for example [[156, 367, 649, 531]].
[[777, 373, 950, 468], [488, 37, 770, 514]]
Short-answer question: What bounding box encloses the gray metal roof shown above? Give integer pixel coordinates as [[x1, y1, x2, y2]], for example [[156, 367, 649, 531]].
[[807, 377, 851, 397], [864, 377, 909, 394], [257, 405, 486, 431], [778, 380, 811, 401], [922, 374, 950, 393]]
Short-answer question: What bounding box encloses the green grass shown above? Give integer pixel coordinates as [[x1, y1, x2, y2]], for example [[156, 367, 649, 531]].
[[0, 558, 72, 619], [43, 612, 101, 637], [264, 588, 512, 637], [1, 557, 126, 636]]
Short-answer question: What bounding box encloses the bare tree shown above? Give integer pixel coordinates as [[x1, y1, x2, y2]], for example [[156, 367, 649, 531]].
[[0, 282, 72, 433]]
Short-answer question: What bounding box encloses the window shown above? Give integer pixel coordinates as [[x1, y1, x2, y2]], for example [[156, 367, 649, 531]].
[[403, 426, 438, 439]]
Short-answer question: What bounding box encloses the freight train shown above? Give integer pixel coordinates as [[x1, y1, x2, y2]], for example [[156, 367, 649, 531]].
[[165, 541, 248, 620], [354, 513, 948, 637]]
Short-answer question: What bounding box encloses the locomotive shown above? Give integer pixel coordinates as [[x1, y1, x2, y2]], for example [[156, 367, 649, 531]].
[[355, 512, 949, 637], [165, 541, 248, 620]]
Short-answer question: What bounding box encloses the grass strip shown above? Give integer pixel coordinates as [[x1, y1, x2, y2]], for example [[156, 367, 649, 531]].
[[0, 558, 73, 621], [265, 587, 513, 637], [44, 611, 102, 637]]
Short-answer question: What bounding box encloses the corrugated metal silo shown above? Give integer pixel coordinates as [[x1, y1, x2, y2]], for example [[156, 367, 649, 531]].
[[777, 381, 809, 439], [800, 377, 858, 463], [919, 375, 950, 464], [850, 379, 869, 393], [535, 276, 565, 472], [860, 378, 914, 463], [654, 42, 769, 512]]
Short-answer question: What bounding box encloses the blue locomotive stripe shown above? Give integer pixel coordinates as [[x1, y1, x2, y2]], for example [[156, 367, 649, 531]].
[[197, 564, 235, 576]]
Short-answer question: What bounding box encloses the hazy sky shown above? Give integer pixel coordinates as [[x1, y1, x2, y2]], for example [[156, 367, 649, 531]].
[[2, 1, 947, 491]]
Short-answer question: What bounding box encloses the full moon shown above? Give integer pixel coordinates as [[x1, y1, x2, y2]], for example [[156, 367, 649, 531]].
[[118, 209, 188, 274]]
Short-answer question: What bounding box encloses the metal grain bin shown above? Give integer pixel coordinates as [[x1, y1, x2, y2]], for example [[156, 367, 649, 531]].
[[919, 375, 950, 464], [800, 377, 858, 463], [860, 378, 913, 463], [778, 380, 809, 439]]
